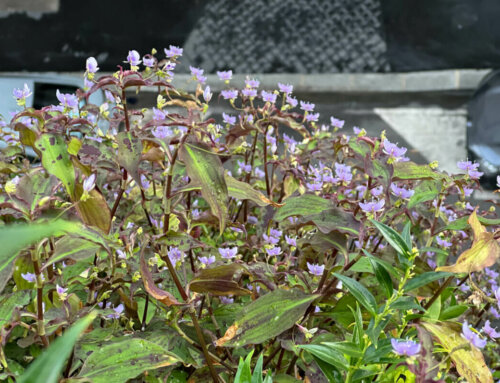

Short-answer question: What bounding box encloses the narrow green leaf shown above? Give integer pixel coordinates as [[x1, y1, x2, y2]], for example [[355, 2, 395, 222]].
[[298, 344, 348, 371], [35, 134, 76, 198], [402, 221, 412, 249], [235, 351, 253, 383], [0, 220, 80, 273], [390, 296, 425, 311], [334, 273, 378, 317], [370, 219, 411, 257], [403, 271, 453, 292], [361, 250, 399, 278], [439, 304, 469, 320], [312, 355, 343, 383], [393, 161, 447, 181], [225, 174, 283, 207], [321, 342, 364, 358], [44, 236, 100, 268], [216, 289, 319, 347], [274, 194, 331, 221], [179, 142, 228, 234], [0, 291, 31, 327], [368, 256, 393, 298], [18, 313, 96, 383], [408, 180, 440, 208], [251, 353, 264, 383]]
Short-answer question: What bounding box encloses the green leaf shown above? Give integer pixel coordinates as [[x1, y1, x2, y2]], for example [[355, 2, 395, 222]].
[[424, 294, 441, 320], [370, 219, 411, 258], [0, 290, 31, 327], [408, 180, 440, 208], [299, 208, 360, 236], [361, 250, 399, 278], [390, 296, 424, 311], [116, 131, 143, 185], [18, 313, 96, 383], [234, 353, 252, 383], [403, 271, 453, 292], [334, 273, 378, 317], [189, 264, 251, 296], [439, 304, 469, 320], [0, 220, 80, 273], [179, 142, 228, 234], [321, 342, 364, 358], [74, 184, 112, 233], [274, 194, 331, 221], [35, 134, 76, 198], [299, 344, 348, 372], [225, 174, 283, 207], [312, 355, 343, 383], [78, 338, 180, 383], [44, 236, 101, 268], [368, 256, 393, 298], [15, 170, 58, 212], [402, 221, 412, 249], [251, 353, 264, 383], [216, 289, 319, 347], [392, 161, 446, 181]]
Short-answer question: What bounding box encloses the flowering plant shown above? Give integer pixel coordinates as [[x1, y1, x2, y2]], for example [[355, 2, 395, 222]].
[[0, 48, 499, 383]]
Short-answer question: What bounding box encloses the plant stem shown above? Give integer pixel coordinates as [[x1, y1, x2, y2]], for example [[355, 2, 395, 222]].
[[32, 253, 48, 347]]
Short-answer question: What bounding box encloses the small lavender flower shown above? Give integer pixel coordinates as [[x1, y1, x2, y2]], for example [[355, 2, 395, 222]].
[[56, 89, 79, 109], [483, 320, 500, 338], [285, 235, 297, 247], [203, 86, 212, 103], [390, 183, 414, 199], [221, 89, 238, 100], [253, 167, 265, 179], [140, 174, 150, 189], [306, 113, 320, 122], [261, 90, 277, 103], [242, 88, 257, 97], [334, 162, 353, 184], [116, 249, 127, 260], [21, 272, 37, 283], [237, 160, 252, 174], [245, 78, 260, 88], [391, 339, 421, 356], [143, 56, 155, 68], [126, 50, 141, 66], [359, 199, 385, 213], [495, 286, 500, 307], [371, 185, 384, 197], [436, 236, 452, 248], [222, 113, 236, 125], [287, 95, 298, 108], [353, 126, 362, 135], [13, 83, 32, 100], [490, 307, 500, 319], [56, 284, 68, 299], [427, 258, 437, 269], [462, 321, 487, 348], [246, 284, 261, 293], [457, 160, 483, 179], [190, 66, 204, 77], [107, 304, 124, 319], [168, 247, 185, 266], [330, 117, 345, 128], [199, 255, 216, 267], [278, 83, 293, 94], [152, 126, 171, 139], [217, 70, 233, 81], [307, 262, 325, 276], [247, 215, 258, 224], [263, 233, 280, 245], [383, 139, 407, 161], [220, 296, 234, 304], [270, 228, 282, 238], [266, 246, 281, 256], [219, 247, 238, 260], [82, 173, 96, 193], [164, 45, 183, 58], [152, 107, 166, 121], [86, 57, 99, 73], [300, 101, 315, 112], [306, 181, 323, 192]]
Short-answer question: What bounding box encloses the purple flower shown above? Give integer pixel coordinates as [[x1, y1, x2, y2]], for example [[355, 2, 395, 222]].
[[126, 50, 141, 66], [220, 296, 234, 304], [13, 83, 32, 100], [359, 199, 385, 213], [286, 96, 298, 108], [483, 320, 500, 338], [383, 139, 407, 161], [245, 78, 260, 88], [56, 284, 68, 299], [105, 90, 116, 103], [140, 174, 150, 189], [83, 174, 96, 193], [330, 117, 345, 128], [285, 235, 297, 247], [353, 126, 362, 135], [217, 70, 233, 81], [462, 321, 487, 348], [306, 181, 323, 191], [334, 163, 353, 184], [391, 339, 421, 356], [254, 167, 265, 178], [390, 183, 414, 199], [21, 272, 37, 283], [306, 113, 320, 122], [221, 89, 238, 100], [237, 160, 252, 174], [222, 113, 236, 125], [300, 101, 315, 112], [164, 45, 183, 58], [240, 114, 254, 124], [56, 89, 79, 109], [427, 258, 437, 269], [107, 304, 124, 319], [490, 307, 500, 319], [436, 236, 452, 248], [266, 246, 281, 257], [278, 83, 293, 94], [203, 86, 212, 103], [143, 57, 155, 68], [371, 185, 384, 197], [168, 247, 185, 266], [153, 107, 167, 121], [190, 66, 204, 77], [263, 233, 280, 245], [495, 286, 500, 306], [199, 255, 216, 267], [261, 90, 277, 103], [247, 215, 258, 224], [457, 160, 483, 179], [86, 57, 99, 73], [219, 247, 238, 260], [307, 262, 325, 276], [152, 126, 171, 139], [242, 88, 257, 98], [116, 250, 127, 259], [270, 228, 282, 238]]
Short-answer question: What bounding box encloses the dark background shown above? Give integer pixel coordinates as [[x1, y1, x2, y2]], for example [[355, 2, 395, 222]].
[[1, 0, 500, 73]]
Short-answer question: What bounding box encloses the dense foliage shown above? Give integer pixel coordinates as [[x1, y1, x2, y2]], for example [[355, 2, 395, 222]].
[[0, 48, 499, 383]]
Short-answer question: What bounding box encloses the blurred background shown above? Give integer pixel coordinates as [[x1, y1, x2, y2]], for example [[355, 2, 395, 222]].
[[1, 0, 500, 192]]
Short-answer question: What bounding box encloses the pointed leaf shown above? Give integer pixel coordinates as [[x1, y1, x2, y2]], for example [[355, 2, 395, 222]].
[[274, 194, 331, 221], [179, 142, 228, 234], [225, 174, 283, 207], [189, 263, 251, 296], [0, 290, 31, 327], [403, 271, 453, 292], [216, 289, 319, 347], [370, 219, 411, 257], [368, 256, 393, 298], [333, 273, 378, 316], [74, 184, 112, 233], [422, 321, 493, 383], [43, 236, 101, 269], [298, 344, 348, 372], [393, 161, 447, 181], [35, 134, 76, 198], [116, 131, 143, 185], [140, 252, 181, 306]]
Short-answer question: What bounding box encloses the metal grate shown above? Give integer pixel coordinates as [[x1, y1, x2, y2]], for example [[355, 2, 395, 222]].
[[180, 0, 390, 74]]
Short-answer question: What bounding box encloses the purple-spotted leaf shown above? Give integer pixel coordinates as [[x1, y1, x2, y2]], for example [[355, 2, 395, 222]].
[[35, 134, 76, 198], [393, 161, 448, 181], [116, 131, 143, 185], [43, 236, 101, 269], [189, 264, 250, 296], [74, 184, 112, 233], [437, 210, 500, 273], [422, 321, 493, 383], [179, 142, 228, 234], [216, 289, 319, 347]]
